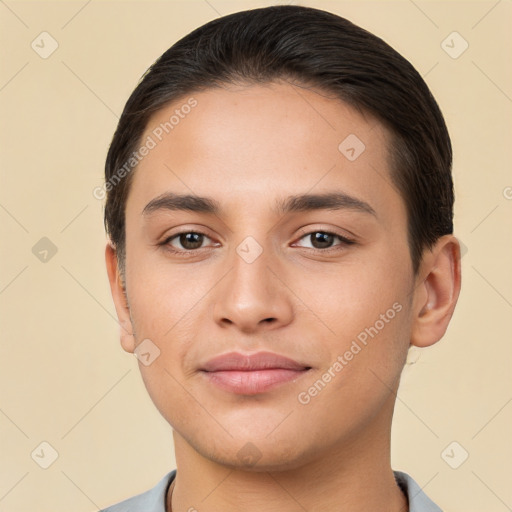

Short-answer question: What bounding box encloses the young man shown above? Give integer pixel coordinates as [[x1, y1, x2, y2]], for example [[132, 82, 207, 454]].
[[102, 5, 461, 511]]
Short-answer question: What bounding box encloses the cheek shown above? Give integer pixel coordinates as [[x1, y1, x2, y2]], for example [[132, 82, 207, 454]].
[[292, 258, 408, 335], [136, 360, 201, 440], [294, 304, 412, 444], [125, 248, 210, 339], [292, 261, 412, 398]]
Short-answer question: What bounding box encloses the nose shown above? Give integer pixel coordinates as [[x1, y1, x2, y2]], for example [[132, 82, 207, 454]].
[[213, 240, 294, 334]]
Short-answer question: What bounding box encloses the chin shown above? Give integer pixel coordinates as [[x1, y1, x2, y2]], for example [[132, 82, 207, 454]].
[[189, 430, 322, 473]]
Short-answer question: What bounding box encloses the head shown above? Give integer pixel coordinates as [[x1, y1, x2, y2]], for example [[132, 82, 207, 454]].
[[104, 5, 461, 470]]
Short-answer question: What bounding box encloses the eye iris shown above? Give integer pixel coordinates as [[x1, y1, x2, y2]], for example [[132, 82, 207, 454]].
[[311, 232, 334, 249], [180, 232, 203, 249]]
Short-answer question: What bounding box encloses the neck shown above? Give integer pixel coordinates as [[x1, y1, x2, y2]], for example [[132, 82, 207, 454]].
[[168, 405, 408, 512]]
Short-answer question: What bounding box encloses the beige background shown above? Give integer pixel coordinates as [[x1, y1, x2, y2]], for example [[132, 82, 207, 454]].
[[0, 0, 511, 510]]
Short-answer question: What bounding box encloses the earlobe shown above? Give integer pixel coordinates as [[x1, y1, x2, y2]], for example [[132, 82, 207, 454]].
[[410, 235, 462, 348], [105, 243, 136, 354]]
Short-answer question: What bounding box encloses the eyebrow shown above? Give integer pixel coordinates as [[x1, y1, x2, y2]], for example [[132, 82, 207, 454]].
[[275, 192, 376, 217], [142, 192, 220, 216], [142, 191, 376, 217]]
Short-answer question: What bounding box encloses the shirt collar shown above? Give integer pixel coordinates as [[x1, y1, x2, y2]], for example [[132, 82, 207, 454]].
[[101, 469, 442, 512]]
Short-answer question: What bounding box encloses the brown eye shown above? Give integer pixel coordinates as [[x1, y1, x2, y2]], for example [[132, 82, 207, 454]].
[[179, 233, 204, 249], [294, 230, 355, 251], [166, 232, 209, 251], [309, 232, 335, 249]]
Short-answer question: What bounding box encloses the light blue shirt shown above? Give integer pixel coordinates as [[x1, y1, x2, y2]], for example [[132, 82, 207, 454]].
[[100, 470, 442, 511]]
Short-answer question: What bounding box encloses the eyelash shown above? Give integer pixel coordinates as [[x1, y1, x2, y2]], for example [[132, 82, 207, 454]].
[[294, 230, 356, 253], [159, 229, 355, 257]]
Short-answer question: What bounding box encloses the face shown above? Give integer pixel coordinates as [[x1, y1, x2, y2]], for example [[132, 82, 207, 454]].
[[115, 81, 420, 470]]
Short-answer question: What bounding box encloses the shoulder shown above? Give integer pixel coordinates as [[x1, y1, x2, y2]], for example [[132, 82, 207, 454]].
[[394, 471, 442, 512], [100, 470, 176, 512]]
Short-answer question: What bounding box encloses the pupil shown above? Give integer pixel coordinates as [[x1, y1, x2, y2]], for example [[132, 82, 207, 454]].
[[312, 232, 333, 249], [181, 233, 203, 249]]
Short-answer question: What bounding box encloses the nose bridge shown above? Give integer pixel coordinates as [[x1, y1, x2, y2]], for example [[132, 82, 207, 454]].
[[213, 235, 293, 331]]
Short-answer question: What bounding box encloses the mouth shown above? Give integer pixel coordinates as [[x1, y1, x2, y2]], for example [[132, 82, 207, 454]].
[[199, 351, 312, 395]]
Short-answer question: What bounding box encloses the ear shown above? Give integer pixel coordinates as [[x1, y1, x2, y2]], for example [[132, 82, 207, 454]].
[[105, 243, 136, 353], [410, 235, 462, 348]]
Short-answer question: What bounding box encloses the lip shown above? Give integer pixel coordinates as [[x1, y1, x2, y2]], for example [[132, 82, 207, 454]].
[[200, 351, 311, 395]]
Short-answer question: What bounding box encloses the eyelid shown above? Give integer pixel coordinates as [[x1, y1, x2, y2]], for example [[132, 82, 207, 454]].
[[293, 226, 356, 244], [158, 223, 218, 242]]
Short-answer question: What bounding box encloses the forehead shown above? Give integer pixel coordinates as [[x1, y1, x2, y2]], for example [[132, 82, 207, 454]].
[[127, 81, 402, 223]]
